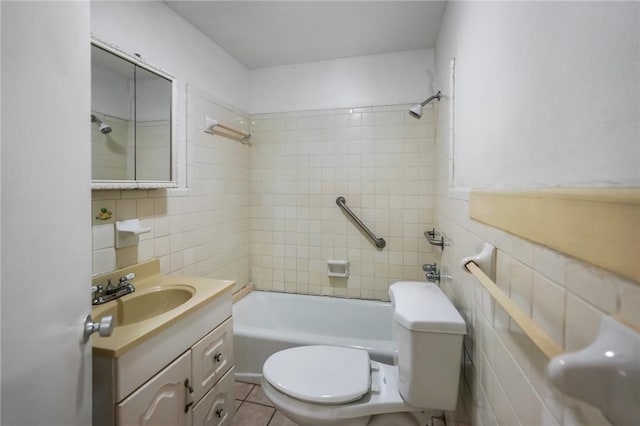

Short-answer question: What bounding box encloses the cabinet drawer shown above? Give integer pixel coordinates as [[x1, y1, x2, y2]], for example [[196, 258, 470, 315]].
[[191, 317, 233, 402], [192, 367, 235, 426], [117, 351, 192, 426]]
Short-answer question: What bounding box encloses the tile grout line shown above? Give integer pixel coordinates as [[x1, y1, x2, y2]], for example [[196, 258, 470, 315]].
[[266, 408, 278, 426]]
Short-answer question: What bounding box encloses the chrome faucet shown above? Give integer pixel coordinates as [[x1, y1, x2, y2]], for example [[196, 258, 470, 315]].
[[422, 263, 441, 284], [92, 273, 136, 305]]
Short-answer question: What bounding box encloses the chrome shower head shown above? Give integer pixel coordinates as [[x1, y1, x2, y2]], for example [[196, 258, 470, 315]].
[[99, 123, 112, 134], [409, 91, 442, 119], [91, 114, 112, 134], [409, 104, 424, 119]]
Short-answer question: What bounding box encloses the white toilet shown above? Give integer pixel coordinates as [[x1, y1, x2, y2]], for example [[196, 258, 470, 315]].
[[261, 281, 467, 426]]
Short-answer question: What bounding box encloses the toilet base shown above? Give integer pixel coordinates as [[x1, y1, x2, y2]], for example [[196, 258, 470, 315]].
[[262, 361, 442, 426], [367, 412, 420, 426], [292, 411, 427, 426]]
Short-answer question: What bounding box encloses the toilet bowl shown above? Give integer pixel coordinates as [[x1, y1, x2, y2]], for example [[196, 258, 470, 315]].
[[261, 281, 467, 426], [261, 346, 420, 426]]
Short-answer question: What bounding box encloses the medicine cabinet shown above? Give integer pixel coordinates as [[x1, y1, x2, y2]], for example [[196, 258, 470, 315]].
[[91, 38, 176, 189]]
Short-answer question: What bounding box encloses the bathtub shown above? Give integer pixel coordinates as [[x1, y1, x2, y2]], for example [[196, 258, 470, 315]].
[[233, 291, 396, 384]]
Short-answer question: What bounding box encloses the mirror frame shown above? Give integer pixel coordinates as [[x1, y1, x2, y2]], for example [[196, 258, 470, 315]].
[[91, 36, 178, 190]]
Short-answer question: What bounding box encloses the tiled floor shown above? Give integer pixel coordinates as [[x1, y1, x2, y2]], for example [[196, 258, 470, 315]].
[[233, 381, 298, 426]]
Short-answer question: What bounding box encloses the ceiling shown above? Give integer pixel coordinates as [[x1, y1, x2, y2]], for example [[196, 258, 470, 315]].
[[165, 1, 448, 69]]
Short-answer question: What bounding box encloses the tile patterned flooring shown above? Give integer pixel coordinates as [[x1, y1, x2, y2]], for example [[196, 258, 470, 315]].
[[233, 381, 298, 426]]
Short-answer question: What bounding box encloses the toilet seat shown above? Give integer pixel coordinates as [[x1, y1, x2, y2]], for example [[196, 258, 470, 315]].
[[263, 345, 371, 404]]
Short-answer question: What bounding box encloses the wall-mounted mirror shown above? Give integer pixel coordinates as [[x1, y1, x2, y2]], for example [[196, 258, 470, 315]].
[[91, 38, 176, 189]]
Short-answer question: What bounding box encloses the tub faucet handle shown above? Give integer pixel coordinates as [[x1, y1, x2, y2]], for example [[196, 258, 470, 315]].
[[422, 263, 437, 273]]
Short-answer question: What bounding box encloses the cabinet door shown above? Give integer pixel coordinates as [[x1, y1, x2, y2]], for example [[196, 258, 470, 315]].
[[191, 317, 233, 402], [117, 351, 192, 426], [192, 367, 235, 426]]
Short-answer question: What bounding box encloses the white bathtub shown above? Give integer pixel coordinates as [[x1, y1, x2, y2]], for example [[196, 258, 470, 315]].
[[233, 291, 396, 384]]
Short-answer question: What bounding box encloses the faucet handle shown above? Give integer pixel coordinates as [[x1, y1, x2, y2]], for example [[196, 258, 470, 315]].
[[422, 263, 437, 273], [119, 272, 136, 284]]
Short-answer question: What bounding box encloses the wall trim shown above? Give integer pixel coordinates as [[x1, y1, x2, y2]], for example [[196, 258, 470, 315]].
[[469, 188, 640, 283]]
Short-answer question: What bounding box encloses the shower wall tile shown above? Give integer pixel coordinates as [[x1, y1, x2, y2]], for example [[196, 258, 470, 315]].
[[249, 105, 436, 301]]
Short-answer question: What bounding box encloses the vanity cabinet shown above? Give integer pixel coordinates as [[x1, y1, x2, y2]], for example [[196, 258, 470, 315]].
[[93, 281, 235, 426], [114, 319, 234, 426], [117, 352, 192, 426]]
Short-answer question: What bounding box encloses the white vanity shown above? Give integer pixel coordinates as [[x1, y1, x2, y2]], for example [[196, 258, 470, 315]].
[[92, 260, 235, 426]]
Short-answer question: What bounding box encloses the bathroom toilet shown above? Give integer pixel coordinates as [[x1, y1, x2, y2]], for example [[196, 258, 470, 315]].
[[261, 281, 467, 426]]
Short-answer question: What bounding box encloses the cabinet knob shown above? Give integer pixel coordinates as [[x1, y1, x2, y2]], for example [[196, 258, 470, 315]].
[[216, 408, 225, 418], [214, 353, 224, 363]]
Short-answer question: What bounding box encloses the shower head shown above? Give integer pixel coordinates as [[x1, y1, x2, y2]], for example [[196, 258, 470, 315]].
[[91, 114, 112, 135], [409, 91, 442, 119], [409, 104, 424, 119], [99, 123, 112, 134]]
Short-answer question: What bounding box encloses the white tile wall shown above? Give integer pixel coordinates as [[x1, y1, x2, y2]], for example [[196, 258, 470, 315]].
[[249, 105, 436, 300], [433, 94, 640, 426], [92, 95, 435, 301], [91, 87, 251, 289]]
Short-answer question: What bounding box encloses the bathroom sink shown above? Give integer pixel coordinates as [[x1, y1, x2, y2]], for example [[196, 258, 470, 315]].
[[91, 259, 235, 357], [95, 285, 195, 327]]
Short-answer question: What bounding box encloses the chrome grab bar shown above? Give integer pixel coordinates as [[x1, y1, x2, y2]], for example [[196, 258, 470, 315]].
[[336, 196, 386, 249]]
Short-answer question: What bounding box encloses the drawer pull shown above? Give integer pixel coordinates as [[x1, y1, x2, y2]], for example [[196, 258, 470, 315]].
[[216, 408, 225, 418], [184, 378, 194, 393], [214, 353, 224, 363]]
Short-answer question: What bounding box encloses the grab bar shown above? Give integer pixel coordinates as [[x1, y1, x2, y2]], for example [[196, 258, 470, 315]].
[[336, 196, 386, 249]]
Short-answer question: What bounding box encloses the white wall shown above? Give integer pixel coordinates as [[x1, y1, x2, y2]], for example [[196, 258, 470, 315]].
[[1, 2, 92, 424], [251, 49, 436, 113], [433, 2, 640, 426], [437, 1, 640, 189], [91, 1, 250, 111]]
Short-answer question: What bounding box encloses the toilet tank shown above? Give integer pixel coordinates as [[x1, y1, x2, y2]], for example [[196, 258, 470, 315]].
[[389, 281, 466, 410]]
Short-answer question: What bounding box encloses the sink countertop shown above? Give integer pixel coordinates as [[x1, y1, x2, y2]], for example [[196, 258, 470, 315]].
[[91, 259, 235, 357]]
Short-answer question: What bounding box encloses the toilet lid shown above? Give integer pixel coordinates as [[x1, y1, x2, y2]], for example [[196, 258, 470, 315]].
[[263, 345, 371, 405]]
